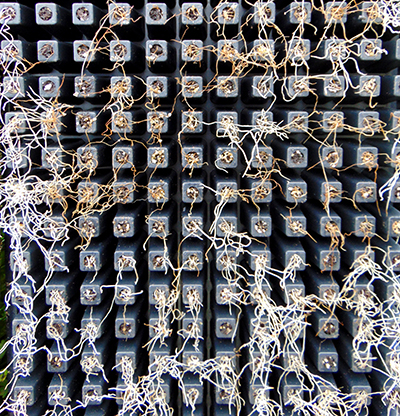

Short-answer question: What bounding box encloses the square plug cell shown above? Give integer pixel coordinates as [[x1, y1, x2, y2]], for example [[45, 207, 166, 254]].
[[286, 111, 309, 133], [110, 40, 131, 62], [283, 251, 306, 271], [146, 40, 168, 64], [250, 215, 272, 237], [215, 316, 236, 338], [321, 112, 344, 133], [1, 40, 24, 62], [216, 111, 238, 137], [148, 251, 168, 272], [283, 215, 307, 237], [217, 2, 239, 25], [321, 146, 343, 169], [325, 1, 348, 24], [182, 146, 203, 169], [108, 3, 131, 25], [359, 39, 383, 61], [182, 111, 203, 133], [78, 216, 100, 239], [112, 146, 134, 169], [80, 251, 102, 272], [216, 181, 237, 203], [112, 112, 133, 133], [72, 3, 97, 26], [182, 76, 203, 99], [253, 1, 276, 24], [359, 75, 381, 97], [39, 76, 61, 98], [147, 111, 169, 134], [216, 216, 237, 237], [356, 147, 377, 169], [216, 76, 238, 99], [182, 181, 204, 203], [252, 76, 274, 98], [113, 216, 135, 238], [37, 40, 59, 62], [183, 284, 203, 306], [114, 250, 137, 272], [149, 283, 170, 305], [286, 146, 308, 169], [289, 2, 312, 24], [250, 181, 272, 203], [287, 76, 309, 98], [182, 40, 203, 62], [182, 250, 203, 272], [216, 147, 238, 170], [73, 40, 96, 62], [250, 145, 273, 169], [9, 251, 32, 272], [318, 249, 341, 272], [0, 3, 23, 25], [321, 181, 342, 204], [148, 215, 170, 238], [5, 112, 27, 132], [180, 314, 204, 342], [77, 146, 99, 169], [2, 77, 26, 98], [147, 76, 168, 99], [217, 40, 239, 62], [352, 182, 377, 203], [41, 147, 64, 171], [286, 181, 307, 204], [113, 182, 135, 204], [182, 215, 203, 237], [288, 38, 311, 64], [148, 180, 169, 203], [110, 76, 132, 98], [148, 147, 169, 168], [357, 111, 380, 134], [248, 250, 271, 272], [146, 3, 168, 26], [215, 250, 237, 272], [182, 3, 203, 25], [323, 76, 345, 97], [316, 315, 340, 339], [388, 110, 400, 132], [252, 110, 273, 129], [35, 3, 59, 25], [115, 316, 136, 339], [74, 76, 96, 99], [250, 39, 275, 63]]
